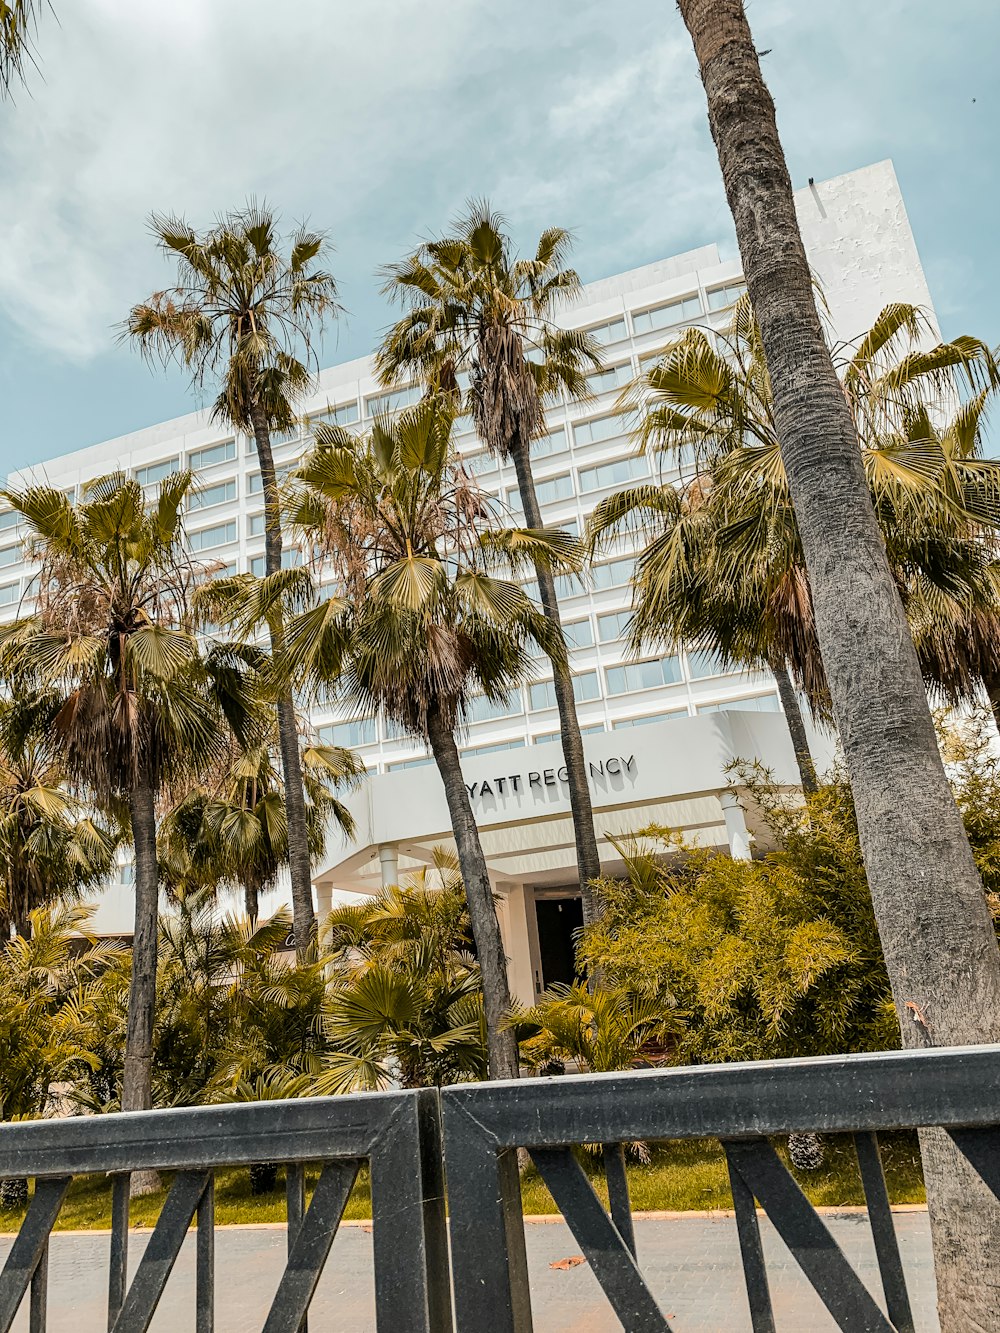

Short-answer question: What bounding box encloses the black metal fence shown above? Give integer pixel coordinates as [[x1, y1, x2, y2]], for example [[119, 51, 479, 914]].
[[440, 1045, 1000, 1333], [0, 1087, 449, 1333], [3, 1045, 1000, 1331]]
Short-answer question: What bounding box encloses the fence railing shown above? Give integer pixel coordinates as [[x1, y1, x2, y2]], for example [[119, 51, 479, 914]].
[[0, 1087, 449, 1333], [440, 1044, 1000, 1333], [3, 1045, 1000, 1331]]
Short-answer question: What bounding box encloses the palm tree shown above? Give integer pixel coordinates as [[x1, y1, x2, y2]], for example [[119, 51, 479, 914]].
[[0, 688, 120, 935], [1, 0, 46, 98], [125, 204, 340, 957], [593, 300, 1000, 791], [0, 474, 245, 1192], [320, 854, 487, 1091], [675, 3, 1000, 1320], [0, 904, 121, 1207], [378, 206, 607, 923], [276, 398, 573, 1079], [160, 732, 362, 924]]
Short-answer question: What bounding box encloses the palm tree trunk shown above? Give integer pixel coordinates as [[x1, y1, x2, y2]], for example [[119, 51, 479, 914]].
[[508, 433, 602, 924], [425, 700, 519, 1080], [123, 775, 161, 1197], [250, 404, 316, 959], [677, 4, 1000, 1325], [767, 652, 818, 795], [981, 668, 1000, 739]]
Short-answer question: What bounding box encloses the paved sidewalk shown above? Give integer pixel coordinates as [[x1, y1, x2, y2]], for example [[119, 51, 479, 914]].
[[1, 1211, 939, 1331]]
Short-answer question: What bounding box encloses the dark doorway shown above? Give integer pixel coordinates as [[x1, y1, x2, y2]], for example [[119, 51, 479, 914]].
[[535, 896, 584, 990]]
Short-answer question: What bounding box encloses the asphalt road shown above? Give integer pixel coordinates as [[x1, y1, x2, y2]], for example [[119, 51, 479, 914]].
[[1, 1210, 939, 1332]]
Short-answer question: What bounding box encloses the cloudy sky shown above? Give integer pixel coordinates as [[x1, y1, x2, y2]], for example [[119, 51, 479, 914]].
[[1, 0, 997, 471]]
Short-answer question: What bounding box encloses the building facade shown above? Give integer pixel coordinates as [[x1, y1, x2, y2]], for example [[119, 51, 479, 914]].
[[0, 160, 936, 993]]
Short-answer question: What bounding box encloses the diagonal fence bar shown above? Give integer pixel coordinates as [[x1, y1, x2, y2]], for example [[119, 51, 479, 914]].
[[0, 1086, 450, 1333], [440, 1044, 1000, 1332]]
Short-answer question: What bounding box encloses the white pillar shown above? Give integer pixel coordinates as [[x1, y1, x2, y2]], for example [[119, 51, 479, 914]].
[[499, 883, 541, 1008], [720, 790, 752, 861], [378, 844, 399, 888], [315, 882, 334, 920]]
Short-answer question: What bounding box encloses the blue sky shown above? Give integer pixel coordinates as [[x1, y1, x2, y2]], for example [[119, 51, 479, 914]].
[[0, 0, 996, 472]]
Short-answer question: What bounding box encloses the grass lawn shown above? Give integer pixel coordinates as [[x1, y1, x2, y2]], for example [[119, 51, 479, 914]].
[[0, 1132, 925, 1232]]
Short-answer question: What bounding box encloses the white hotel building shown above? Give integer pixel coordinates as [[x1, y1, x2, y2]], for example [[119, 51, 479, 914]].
[[1, 161, 937, 1002]]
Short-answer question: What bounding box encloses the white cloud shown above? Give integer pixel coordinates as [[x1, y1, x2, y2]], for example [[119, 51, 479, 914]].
[[0, 0, 483, 358]]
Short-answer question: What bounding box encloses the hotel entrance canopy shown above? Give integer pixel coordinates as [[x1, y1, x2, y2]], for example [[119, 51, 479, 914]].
[[314, 711, 828, 898]]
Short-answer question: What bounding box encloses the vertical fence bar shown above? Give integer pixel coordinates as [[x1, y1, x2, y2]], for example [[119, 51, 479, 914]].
[[286, 1163, 307, 1333], [108, 1174, 129, 1333], [196, 1174, 214, 1333], [28, 1238, 48, 1333], [854, 1133, 914, 1333], [602, 1144, 636, 1258], [724, 1147, 776, 1333]]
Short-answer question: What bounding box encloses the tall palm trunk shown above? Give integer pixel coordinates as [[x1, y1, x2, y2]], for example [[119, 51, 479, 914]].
[[508, 433, 601, 924], [677, 3, 1000, 1324], [981, 667, 1000, 739], [425, 701, 519, 1080], [123, 775, 161, 1196], [250, 405, 315, 959], [767, 652, 818, 795]]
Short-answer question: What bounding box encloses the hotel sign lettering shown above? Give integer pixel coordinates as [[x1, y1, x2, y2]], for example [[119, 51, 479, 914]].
[[465, 754, 636, 801]]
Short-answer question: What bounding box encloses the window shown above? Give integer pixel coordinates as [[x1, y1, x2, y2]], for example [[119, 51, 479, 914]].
[[135, 458, 179, 487], [0, 510, 18, 532], [189, 479, 236, 510], [461, 451, 497, 477], [310, 401, 360, 429], [466, 692, 522, 724], [247, 463, 293, 496], [365, 384, 420, 417], [631, 295, 702, 334], [189, 440, 236, 470], [586, 363, 631, 395], [707, 282, 746, 311], [462, 738, 526, 759], [592, 557, 636, 591], [249, 549, 299, 576], [454, 413, 475, 437], [533, 724, 604, 745], [522, 570, 581, 602], [189, 522, 236, 552], [318, 718, 377, 748], [249, 512, 266, 536], [578, 455, 649, 494], [697, 694, 780, 715], [574, 415, 628, 447], [686, 648, 731, 680], [563, 619, 594, 650], [529, 671, 600, 710], [120, 862, 135, 886], [586, 317, 628, 347], [598, 609, 633, 642], [61, 486, 77, 504], [606, 655, 682, 695], [0, 582, 18, 605], [508, 473, 574, 512], [614, 710, 688, 729], [531, 427, 567, 459], [387, 755, 434, 772], [0, 546, 20, 569]]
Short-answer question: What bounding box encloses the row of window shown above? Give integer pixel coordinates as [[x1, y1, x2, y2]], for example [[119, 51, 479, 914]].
[[580, 280, 745, 350], [316, 649, 753, 750], [326, 691, 780, 769]]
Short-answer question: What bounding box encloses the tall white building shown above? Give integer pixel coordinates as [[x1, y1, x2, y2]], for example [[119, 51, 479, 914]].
[[0, 161, 937, 991]]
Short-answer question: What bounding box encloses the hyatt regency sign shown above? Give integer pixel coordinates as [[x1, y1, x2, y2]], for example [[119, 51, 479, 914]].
[[465, 754, 636, 802]]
